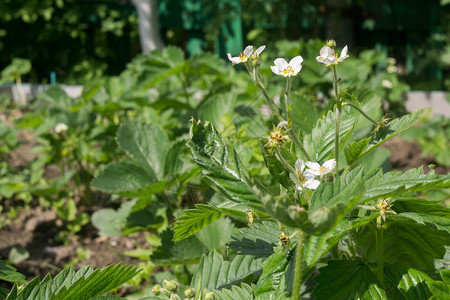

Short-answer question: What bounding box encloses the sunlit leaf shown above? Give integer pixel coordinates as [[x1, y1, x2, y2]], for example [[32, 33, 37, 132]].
[[345, 110, 424, 166], [191, 250, 264, 291], [187, 120, 262, 207]]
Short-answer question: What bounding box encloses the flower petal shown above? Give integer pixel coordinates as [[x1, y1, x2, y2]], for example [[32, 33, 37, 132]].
[[305, 161, 320, 170], [227, 53, 241, 64], [295, 159, 305, 172], [289, 55, 303, 67], [319, 46, 331, 57], [323, 159, 336, 170], [292, 64, 302, 76], [243, 45, 253, 56], [338, 45, 349, 62], [305, 178, 320, 190], [270, 65, 282, 76], [274, 58, 288, 70], [255, 45, 266, 56]]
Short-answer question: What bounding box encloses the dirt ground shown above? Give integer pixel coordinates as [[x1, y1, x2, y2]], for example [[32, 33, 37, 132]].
[[0, 130, 448, 291]]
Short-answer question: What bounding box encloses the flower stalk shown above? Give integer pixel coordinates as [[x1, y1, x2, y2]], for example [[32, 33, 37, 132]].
[[248, 66, 311, 161], [292, 229, 306, 300], [376, 216, 385, 287], [284, 77, 293, 126], [342, 102, 379, 126], [332, 65, 341, 176]]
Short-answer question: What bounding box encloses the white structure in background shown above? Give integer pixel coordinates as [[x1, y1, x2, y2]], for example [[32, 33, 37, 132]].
[[404, 91, 450, 118], [132, 0, 164, 54]]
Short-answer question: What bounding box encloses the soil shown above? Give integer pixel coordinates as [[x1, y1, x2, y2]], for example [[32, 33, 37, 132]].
[[381, 136, 450, 175], [0, 110, 448, 293]]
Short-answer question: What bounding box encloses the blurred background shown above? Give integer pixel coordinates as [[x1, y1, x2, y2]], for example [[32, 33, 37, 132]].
[[0, 0, 449, 90]]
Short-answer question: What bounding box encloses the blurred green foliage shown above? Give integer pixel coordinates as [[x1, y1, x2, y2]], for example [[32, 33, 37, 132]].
[[0, 0, 139, 83]]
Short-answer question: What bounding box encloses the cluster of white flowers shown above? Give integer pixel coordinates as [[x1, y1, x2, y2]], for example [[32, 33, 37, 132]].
[[227, 45, 266, 65], [289, 158, 336, 192], [228, 43, 349, 77]]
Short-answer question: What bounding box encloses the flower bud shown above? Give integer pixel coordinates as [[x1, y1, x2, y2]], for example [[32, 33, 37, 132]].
[[326, 39, 336, 48], [250, 53, 260, 66], [163, 279, 179, 293], [152, 284, 162, 295], [169, 294, 181, 300], [204, 291, 214, 300], [184, 288, 195, 298]]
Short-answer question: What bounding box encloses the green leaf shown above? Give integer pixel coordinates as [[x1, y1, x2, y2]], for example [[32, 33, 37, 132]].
[[345, 110, 423, 166], [0, 261, 27, 284], [259, 140, 290, 189], [428, 269, 450, 300], [191, 250, 264, 291], [198, 92, 236, 131], [91, 200, 136, 237], [213, 283, 254, 300], [5, 264, 139, 300], [173, 204, 225, 242], [151, 229, 206, 265], [8, 247, 29, 264], [362, 167, 450, 202], [254, 246, 295, 296], [295, 168, 365, 235], [116, 121, 169, 180], [384, 265, 432, 300], [196, 217, 235, 252], [228, 221, 279, 258], [313, 260, 387, 300], [305, 105, 359, 162], [187, 120, 261, 207], [1, 58, 31, 82], [291, 92, 318, 133], [392, 198, 450, 233], [91, 160, 154, 193], [357, 217, 450, 272]]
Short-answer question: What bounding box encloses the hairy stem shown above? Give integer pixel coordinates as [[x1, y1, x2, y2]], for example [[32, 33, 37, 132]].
[[257, 81, 311, 161], [342, 102, 379, 126], [376, 216, 385, 286], [245, 64, 311, 161], [292, 229, 306, 300], [332, 66, 341, 176], [285, 77, 292, 126]]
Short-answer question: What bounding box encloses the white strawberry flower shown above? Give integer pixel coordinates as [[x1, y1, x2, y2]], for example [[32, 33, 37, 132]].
[[270, 56, 303, 77], [305, 159, 336, 176], [227, 45, 265, 65], [55, 123, 68, 133], [316, 45, 349, 66], [290, 159, 320, 191]]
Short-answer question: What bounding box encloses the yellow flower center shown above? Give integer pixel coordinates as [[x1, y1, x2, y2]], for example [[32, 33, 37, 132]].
[[239, 52, 248, 62], [296, 171, 307, 183], [319, 166, 327, 172], [283, 66, 294, 76]]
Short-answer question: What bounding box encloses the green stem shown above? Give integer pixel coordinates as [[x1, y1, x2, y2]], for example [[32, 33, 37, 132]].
[[285, 77, 292, 126], [376, 216, 385, 286], [342, 102, 379, 126], [332, 66, 341, 176], [245, 64, 311, 161], [180, 75, 191, 107], [292, 229, 306, 300]]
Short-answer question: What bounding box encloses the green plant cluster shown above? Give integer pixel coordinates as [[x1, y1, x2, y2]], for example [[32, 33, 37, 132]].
[[0, 41, 449, 299]]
